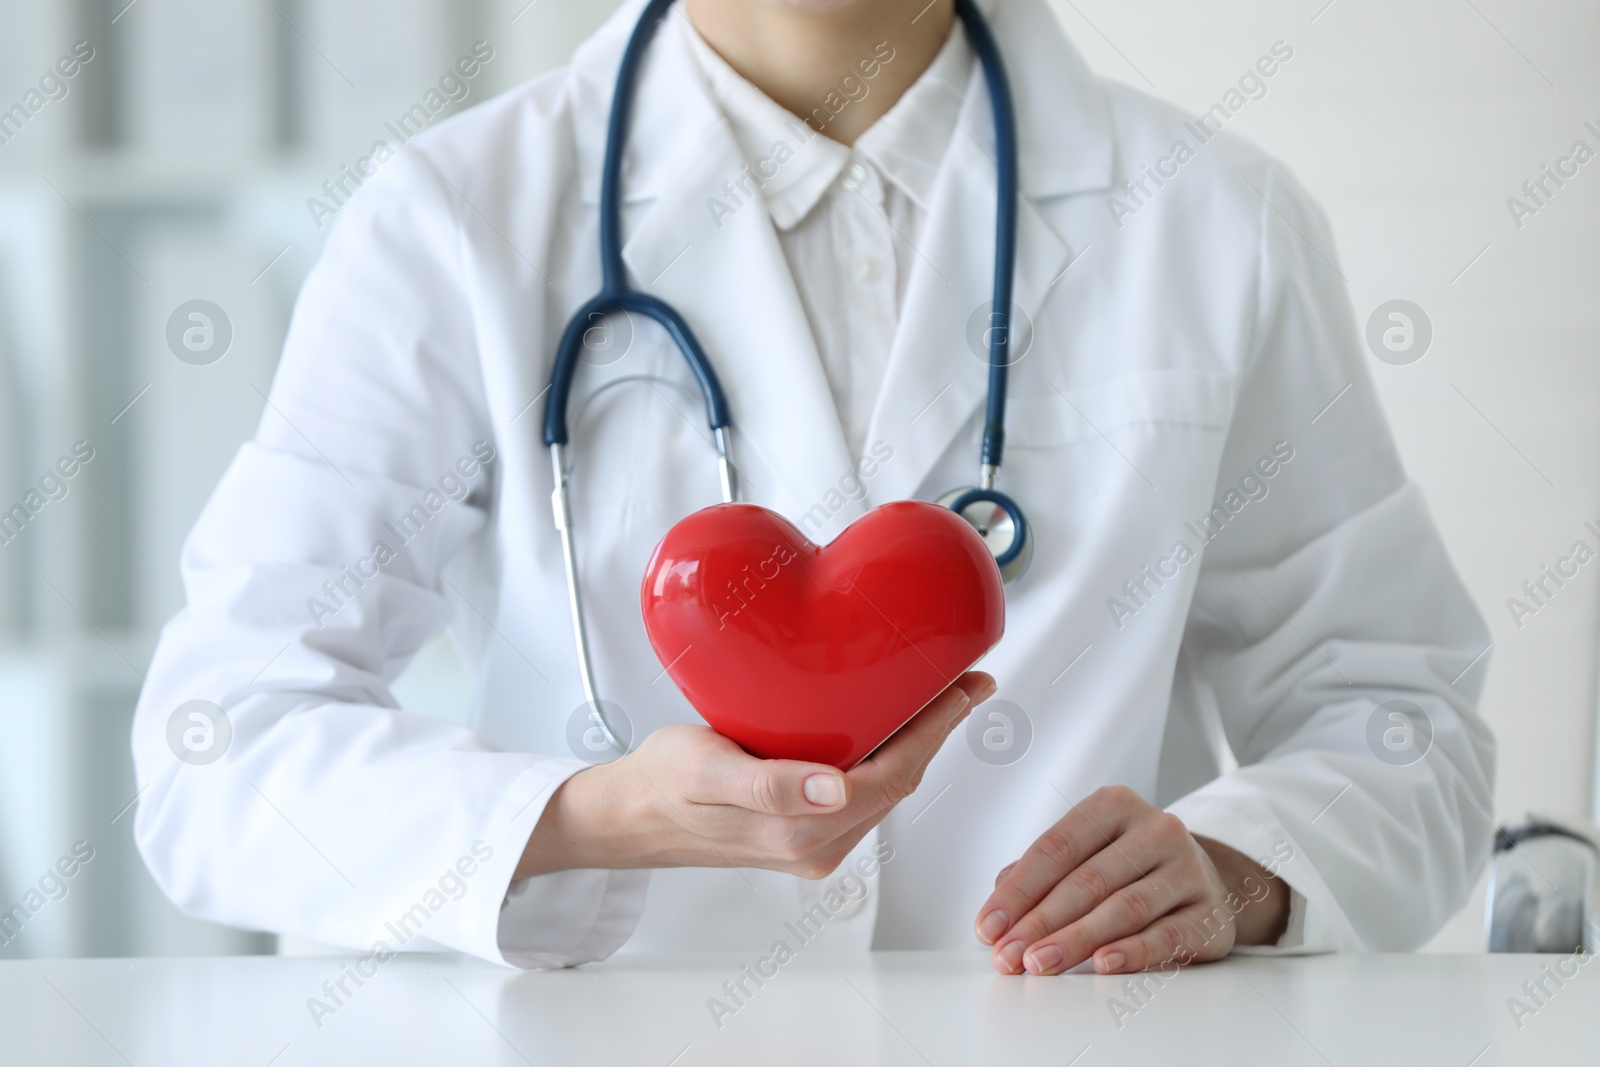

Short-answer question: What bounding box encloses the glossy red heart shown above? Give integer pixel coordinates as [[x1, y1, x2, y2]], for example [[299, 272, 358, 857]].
[[641, 500, 1005, 769]]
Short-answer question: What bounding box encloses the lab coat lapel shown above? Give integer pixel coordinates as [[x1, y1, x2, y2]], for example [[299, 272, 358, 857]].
[[865, 0, 1112, 505], [582, 8, 863, 538], [864, 109, 1073, 506]]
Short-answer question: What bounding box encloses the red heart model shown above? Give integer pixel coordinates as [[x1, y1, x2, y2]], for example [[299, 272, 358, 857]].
[[641, 500, 1005, 769]]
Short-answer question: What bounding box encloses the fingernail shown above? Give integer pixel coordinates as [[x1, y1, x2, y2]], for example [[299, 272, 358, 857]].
[[803, 774, 845, 808], [976, 909, 1009, 945], [975, 678, 999, 702], [1025, 945, 1064, 975], [948, 691, 972, 724], [1096, 951, 1126, 974], [997, 940, 1025, 974]]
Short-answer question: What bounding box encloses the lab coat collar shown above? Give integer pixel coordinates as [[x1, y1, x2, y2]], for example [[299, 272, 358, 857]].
[[861, 46, 1080, 506], [570, 0, 713, 208], [563, 0, 1114, 525], [983, 0, 1116, 200]]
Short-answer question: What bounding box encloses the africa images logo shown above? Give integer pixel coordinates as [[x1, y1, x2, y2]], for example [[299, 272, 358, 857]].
[[0, 441, 95, 548], [305, 43, 496, 231], [1105, 41, 1294, 228], [1106, 442, 1295, 629], [304, 842, 494, 1029], [705, 41, 896, 230], [305, 442, 496, 629], [705, 841, 894, 1031], [0, 843, 95, 948], [0, 41, 96, 149]]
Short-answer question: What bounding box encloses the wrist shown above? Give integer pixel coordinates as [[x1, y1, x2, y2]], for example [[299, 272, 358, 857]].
[[1194, 834, 1291, 946], [516, 763, 625, 879]]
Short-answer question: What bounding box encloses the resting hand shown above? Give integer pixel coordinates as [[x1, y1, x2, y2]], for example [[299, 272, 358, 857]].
[[519, 672, 996, 878], [973, 786, 1289, 975]]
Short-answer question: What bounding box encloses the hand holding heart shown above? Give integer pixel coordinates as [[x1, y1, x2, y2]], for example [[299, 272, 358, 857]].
[[518, 672, 995, 879], [521, 500, 1004, 882]]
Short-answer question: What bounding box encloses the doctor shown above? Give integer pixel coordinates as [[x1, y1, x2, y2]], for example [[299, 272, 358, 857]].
[[133, 0, 1494, 978]]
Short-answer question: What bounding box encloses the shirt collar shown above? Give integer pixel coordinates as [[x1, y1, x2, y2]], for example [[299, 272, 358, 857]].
[[569, 0, 1116, 208], [853, 26, 973, 210], [682, 15, 972, 230]]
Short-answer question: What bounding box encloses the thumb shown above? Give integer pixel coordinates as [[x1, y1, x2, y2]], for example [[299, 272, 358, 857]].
[[704, 748, 851, 816]]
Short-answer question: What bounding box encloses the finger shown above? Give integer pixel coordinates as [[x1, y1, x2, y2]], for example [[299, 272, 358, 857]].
[[954, 671, 998, 706], [873, 672, 994, 759], [994, 861, 1017, 887], [1089, 901, 1235, 975], [984, 840, 1167, 956], [848, 673, 995, 809], [1014, 874, 1185, 975], [687, 731, 852, 816], [854, 672, 992, 786], [974, 786, 1152, 946], [804, 678, 997, 853], [873, 672, 996, 762]]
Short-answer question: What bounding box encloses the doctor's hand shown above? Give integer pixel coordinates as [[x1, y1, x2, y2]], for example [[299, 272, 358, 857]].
[[518, 673, 996, 880], [973, 786, 1290, 976]]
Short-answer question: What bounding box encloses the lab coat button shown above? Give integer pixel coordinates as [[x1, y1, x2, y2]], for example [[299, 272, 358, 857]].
[[855, 258, 883, 283], [841, 162, 869, 190]]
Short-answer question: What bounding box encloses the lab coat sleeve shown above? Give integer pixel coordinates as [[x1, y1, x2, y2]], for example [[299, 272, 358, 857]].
[[1164, 160, 1496, 952], [130, 149, 647, 968]]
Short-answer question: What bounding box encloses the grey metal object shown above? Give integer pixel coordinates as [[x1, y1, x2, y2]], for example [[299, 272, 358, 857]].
[[1486, 818, 1599, 953], [714, 426, 738, 503], [550, 425, 738, 758], [936, 485, 1034, 585]]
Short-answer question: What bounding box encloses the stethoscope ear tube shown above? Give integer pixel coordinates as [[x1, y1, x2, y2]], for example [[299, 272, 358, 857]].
[[542, 291, 733, 448], [951, 0, 1031, 587], [955, 0, 1019, 475], [541, 0, 732, 453]]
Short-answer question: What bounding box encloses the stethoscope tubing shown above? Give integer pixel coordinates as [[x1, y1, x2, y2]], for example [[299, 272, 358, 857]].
[[542, 0, 1028, 754], [954, 0, 1020, 473], [545, 289, 731, 447], [544, 0, 1018, 456]]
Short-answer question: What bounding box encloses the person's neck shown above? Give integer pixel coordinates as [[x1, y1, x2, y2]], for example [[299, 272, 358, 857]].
[[681, 0, 956, 146]]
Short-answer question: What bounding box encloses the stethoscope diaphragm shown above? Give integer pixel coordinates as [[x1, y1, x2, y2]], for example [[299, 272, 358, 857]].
[[937, 486, 1032, 585]]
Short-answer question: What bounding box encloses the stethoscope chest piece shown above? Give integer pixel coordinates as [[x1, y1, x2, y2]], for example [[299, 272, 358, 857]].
[[937, 486, 1032, 585]]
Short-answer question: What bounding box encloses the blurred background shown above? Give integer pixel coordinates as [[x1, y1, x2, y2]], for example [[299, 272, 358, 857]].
[[0, 0, 1594, 959]]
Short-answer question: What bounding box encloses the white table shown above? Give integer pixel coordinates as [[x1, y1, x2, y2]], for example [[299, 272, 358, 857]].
[[0, 951, 1592, 1065]]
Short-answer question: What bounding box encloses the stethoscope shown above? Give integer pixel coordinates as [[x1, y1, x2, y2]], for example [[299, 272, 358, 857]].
[[543, 0, 1028, 753]]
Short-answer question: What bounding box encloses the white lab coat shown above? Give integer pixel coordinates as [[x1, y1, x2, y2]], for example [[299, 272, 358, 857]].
[[132, 0, 1494, 967]]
